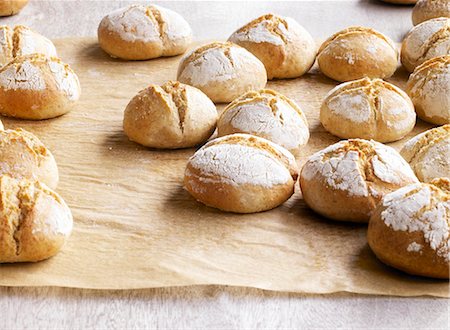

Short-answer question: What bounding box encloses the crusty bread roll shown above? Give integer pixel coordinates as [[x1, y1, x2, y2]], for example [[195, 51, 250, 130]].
[[401, 124, 450, 182], [368, 178, 449, 279], [228, 14, 316, 79], [217, 89, 309, 155], [412, 0, 450, 25], [177, 42, 267, 103], [317, 27, 398, 82], [0, 0, 28, 16], [0, 25, 57, 66], [0, 54, 80, 120], [0, 175, 72, 263], [0, 129, 58, 189], [406, 55, 450, 125], [320, 78, 416, 142], [123, 81, 217, 149], [98, 4, 192, 60], [380, 0, 417, 4], [300, 139, 419, 222], [401, 18, 450, 72], [184, 133, 298, 213]]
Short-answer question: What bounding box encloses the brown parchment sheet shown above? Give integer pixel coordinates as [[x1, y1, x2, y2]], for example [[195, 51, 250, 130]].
[[0, 38, 448, 297]]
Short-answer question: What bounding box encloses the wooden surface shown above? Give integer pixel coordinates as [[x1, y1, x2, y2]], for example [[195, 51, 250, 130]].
[[0, 1, 449, 329]]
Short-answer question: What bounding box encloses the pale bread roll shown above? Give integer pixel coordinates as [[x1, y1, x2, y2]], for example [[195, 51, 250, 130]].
[[0, 25, 57, 66], [0, 54, 80, 120], [98, 4, 192, 60], [406, 55, 450, 125], [412, 0, 450, 25], [401, 124, 450, 182], [300, 139, 419, 222], [320, 78, 416, 142], [368, 178, 449, 279], [0, 129, 58, 189], [401, 18, 450, 72], [217, 89, 309, 155], [317, 27, 398, 82], [184, 133, 298, 213], [0, 0, 28, 16], [228, 14, 316, 79], [123, 81, 217, 149], [0, 175, 72, 263], [177, 42, 267, 103]]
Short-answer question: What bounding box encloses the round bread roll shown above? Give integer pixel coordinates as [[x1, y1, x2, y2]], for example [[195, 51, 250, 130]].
[[317, 27, 398, 82], [0, 129, 58, 189], [320, 78, 416, 142], [0, 25, 57, 66], [379, 0, 417, 4], [217, 89, 309, 155], [412, 0, 450, 25], [401, 124, 450, 182], [177, 42, 267, 103], [184, 133, 298, 213], [98, 4, 192, 60], [0, 54, 80, 120], [401, 18, 450, 72], [123, 81, 217, 149], [0, 0, 28, 16], [300, 139, 419, 222], [0, 175, 73, 263], [406, 55, 450, 125], [368, 178, 449, 279], [228, 14, 316, 79]]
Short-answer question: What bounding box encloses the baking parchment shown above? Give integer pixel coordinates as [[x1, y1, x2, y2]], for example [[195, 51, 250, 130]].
[[0, 38, 448, 297]]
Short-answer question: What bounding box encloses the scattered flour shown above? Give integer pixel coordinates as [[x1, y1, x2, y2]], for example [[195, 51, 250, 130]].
[[407, 242, 423, 253]]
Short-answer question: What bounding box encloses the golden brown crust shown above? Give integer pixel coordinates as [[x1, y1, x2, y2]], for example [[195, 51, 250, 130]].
[[368, 179, 449, 279], [0, 175, 72, 263], [412, 0, 450, 25], [0, 0, 28, 16]]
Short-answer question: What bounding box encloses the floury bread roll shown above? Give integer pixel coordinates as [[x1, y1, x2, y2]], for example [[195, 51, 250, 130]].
[[217, 89, 309, 155], [0, 175, 73, 263], [0, 25, 57, 66], [0, 129, 59, 189], [406, 55, 450, 125], [412, 0, 450, 25], [401, 18, 450, 72], [300, 139, 419, 222], [98, 4, 192, 60], [401, 125, 450, 182], [368, 178, 450, 279], [0, 0, 28, 16], [317, 27, 398, 82], [177, 42, 267, 103], [123, 81, 217, 149], [0, 54, 80, 120], [320, 78, 416, 142], [228, 14, 316, 79], [184, 133, 298, 213]]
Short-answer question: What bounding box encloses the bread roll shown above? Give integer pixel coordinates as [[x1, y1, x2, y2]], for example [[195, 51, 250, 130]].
[[412, 0, 450, 25], [0, 25, 57, 66], [317, 27, 398, 82], [300, 139, 419, 222], [379, 0, 417, 4], [0, 175, 72, 263], [368, 178, 449, 279], [177, 42, 267, 103], [320, 78, 416, 142], [123, 81, 217, 149], [98, 4, 192, 60], [0, 54, 80, 120], [0, 0, 28, 16], [217, 89, 309, 155], [228, 14, 316, 79], [184, 133, 298, 213], [0, 128, 58, 189], [401, 124, 450, 182], [406, 55, 450, 125], [401, 18, 450, 72]]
